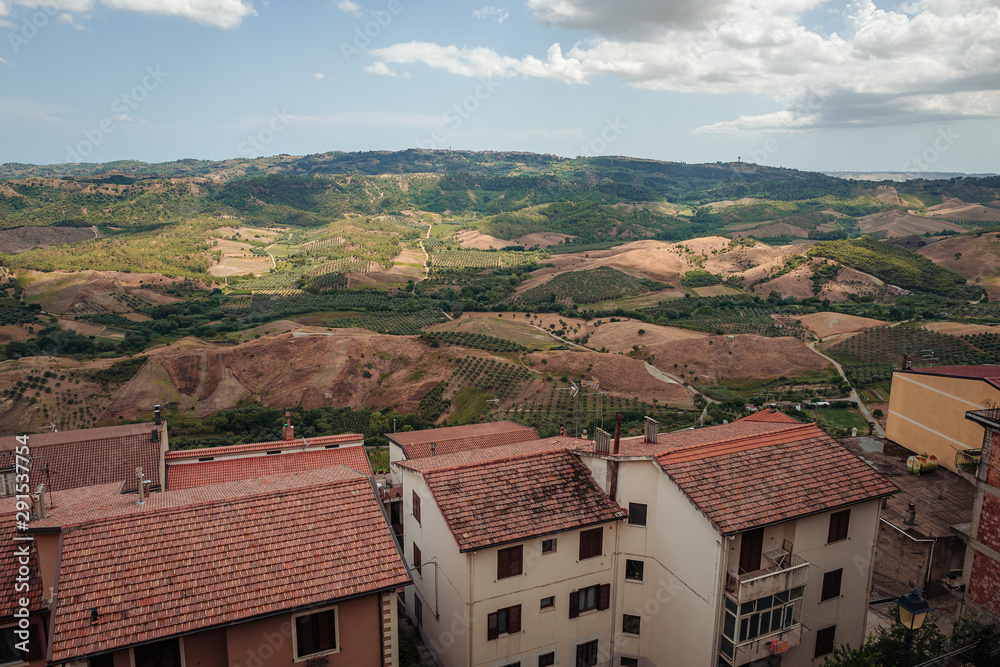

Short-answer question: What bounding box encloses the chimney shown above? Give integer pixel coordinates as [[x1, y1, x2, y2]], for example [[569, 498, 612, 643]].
[[430, 442, 436, 456], [613, 412, 623, 455], [608, 412, 624, 501], [868, 421, 875, 436], [136, 467, 146, 505], [154, 404, 161, 426], [903, 354, 912, 370], [644, 416, 658, 444], [282, 410, 294, 441], [904, 503, 916, 525], [33, 484, 46, 520], [150, 427, 159, 443]]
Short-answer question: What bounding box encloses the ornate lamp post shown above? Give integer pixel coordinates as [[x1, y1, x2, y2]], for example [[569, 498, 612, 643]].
[[896, 588, 932, 667]]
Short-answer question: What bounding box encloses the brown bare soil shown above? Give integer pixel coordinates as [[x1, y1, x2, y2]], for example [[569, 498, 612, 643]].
[[427, 312, 559, 348], [874, 186, 902, 206], [58, 319, 107, 337], [857, 210, 965, 237], [454, 230, 511, 250], [792, 312, 888, 339], [19, 270, 194, 313], [524, 350, 694, 407], [209, 237, 273, 277], [730, 222, 809, 239], [917, 232, 1000, 300], [516, 232, 574, 248], [586, 321, 706, 353], [926, 322, 1000, 336], [0, 325, 31, 343], [0, 226, 96, 253], [645, 334, 830, 384], [928, 199, 1000, 222]]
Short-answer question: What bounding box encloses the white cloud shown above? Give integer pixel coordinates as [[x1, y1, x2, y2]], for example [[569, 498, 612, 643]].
[[364, 61, 411, 78], [368, 0, 1000, 131], [473, 6, 508, 24], [99, 0, 256, 29], [335, 0, 361, 17], [0, 96, 72, 122], [0, 56, 10, 66], [314, 72, 325, 80]]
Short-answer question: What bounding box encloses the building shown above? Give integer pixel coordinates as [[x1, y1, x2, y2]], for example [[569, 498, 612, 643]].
[[395, 436, 627, 667], [960, 406, 1000, 622], [164, 432, 369, 490], [395, 413, 898, 667], [387, 420, 537, 472], [10, 466, 410, 666], [0, 417, 168, 497], [842, 435, 974, 598], [886, 365, 1000, 473]]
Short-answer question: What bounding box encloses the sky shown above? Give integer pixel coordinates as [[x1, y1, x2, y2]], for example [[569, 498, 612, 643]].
[[0, 0, 998, 173]]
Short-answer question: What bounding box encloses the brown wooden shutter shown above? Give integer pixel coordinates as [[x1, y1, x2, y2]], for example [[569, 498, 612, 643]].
[[598, 583, 611, 610], [413, 543, 422, 575], [497, 547, 509, 579], [412, 491, 421, 524], [27, 623, 44, 661], [509, 605, 522, 634], [739, 528, 764, 574], [594, 528, 603, 556], [296, 615, 315, 655], [511, 545, 523, 576], [488, 611, 499, 640], [569, 591, 580, 619]]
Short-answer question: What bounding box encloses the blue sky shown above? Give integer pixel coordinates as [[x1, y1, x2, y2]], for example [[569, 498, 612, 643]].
[[1, 0, 998, 173]]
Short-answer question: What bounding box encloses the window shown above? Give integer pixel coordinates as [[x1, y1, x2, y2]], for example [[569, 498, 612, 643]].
[[539, 653, 556, 667], [294, 607, 339, 660], [569, 584, 610, 618], [487, 605, 522, 640], [541, 596, 555, 610], [414, 596, 423, 627], [579, 527, 603, 560], [815, 625, 836, 658], [828, 509, 850, 543], [412, 491, 421, 524], [622, 614, 641, 635], [621, 658, 639, 667], [721, 587, 803, 647], [0, 470, 14, 498], [542, 538, 557, 553], [628, 503, 647, 526], [498, 545, 523, 579], [90, 655, 115, 667], [1, 624, 43, 664], [821, 569, 843, 601], [625, 559, 644, 581], [134, 638, 182, 667], [576, 640, 599, 667], [412, 543, 423, 575]]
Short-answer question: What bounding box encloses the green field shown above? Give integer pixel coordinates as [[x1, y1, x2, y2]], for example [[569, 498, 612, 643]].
[[814, 407, 870, 433]]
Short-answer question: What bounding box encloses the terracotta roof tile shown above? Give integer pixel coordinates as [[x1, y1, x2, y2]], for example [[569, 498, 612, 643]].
[[656, 423, 898, 534], [166, 445, 372, 490], [0, 423, 162, 493], [396, 436, 586, 473], [903, 365, 1000, 391], [576, 421, 802, 459], [737, 410, 803, 424], [420, 448, 628, 552], [388, 421, 537, 459], [164, 433, 363, 461], [46, 467, 410, 661]]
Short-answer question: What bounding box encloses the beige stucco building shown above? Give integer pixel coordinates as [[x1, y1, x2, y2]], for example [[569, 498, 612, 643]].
[[396, 412, 897, 667], [886, 365, 1000, 473]]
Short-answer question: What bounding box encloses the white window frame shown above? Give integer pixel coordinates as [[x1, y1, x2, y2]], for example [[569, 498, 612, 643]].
[[291, 604, 341, 662]]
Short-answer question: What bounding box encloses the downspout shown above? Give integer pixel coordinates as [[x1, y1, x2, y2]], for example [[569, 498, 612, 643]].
[[468, 551, 475, 667], [45, 531, 64, 666], [711, 535, 733, 665], [609, 517, 622, 663], [378, 593, 385, 667]]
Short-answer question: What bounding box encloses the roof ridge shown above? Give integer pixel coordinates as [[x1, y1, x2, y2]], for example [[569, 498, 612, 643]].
[[421, 446, 570, 477], [658, 423, 821, 464], [165, 433, 363, 459]]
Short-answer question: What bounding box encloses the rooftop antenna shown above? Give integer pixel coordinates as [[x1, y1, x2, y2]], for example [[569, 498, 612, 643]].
[[557, 380, 580, 437], [488, 397, 500, 421]]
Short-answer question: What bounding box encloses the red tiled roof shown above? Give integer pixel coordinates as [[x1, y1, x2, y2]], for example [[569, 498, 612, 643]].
[[576, 421, 802, 459], [421, 448, 628, 552], [164, 433, 363, 460], [166, 446, 372, 490], [388, 421, 538, 459], [396, 436, 585, 473], [47, 467, 410, 661], [656, 423, 898, 534], [737, 410, 802, 424], [0, 423, 162, 493], [0, 516, 45, 618]]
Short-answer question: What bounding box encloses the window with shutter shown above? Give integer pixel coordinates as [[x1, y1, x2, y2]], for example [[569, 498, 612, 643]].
[[569, 590, 580, 619], [487, 605, 522, 640], [828, 510, 850, 543], [293, 606, 340, 659], [576, 640, 599, 667], [413, 543, 422, 575], [628, 503, 647, 526], [412, 491, 421, 524], [598, 583, 611, 611], [579, 527, 603, 560], [488, 612, 499, 640], [498, 545, 523, 579], [571, 584, 609, 616], [821, 569, 843, 601], [815, 625, 836, 658]]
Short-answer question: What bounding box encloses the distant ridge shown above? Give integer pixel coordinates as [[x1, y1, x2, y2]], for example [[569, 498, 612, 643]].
[[826, 171, 998, 182]]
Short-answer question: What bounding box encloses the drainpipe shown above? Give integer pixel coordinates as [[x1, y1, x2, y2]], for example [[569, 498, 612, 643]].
[[468, 551, 475, 667]]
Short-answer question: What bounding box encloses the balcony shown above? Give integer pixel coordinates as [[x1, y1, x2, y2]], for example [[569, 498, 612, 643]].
[[732, 624, 803, 665], [725, 553, 810, 605]]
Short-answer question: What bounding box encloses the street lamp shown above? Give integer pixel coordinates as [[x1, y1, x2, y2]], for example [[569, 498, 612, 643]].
[[896, 588, 932, 667]]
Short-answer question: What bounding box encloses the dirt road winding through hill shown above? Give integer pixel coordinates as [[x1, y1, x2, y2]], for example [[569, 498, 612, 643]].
[[807, 340, 885, 437], [644, 362, 716, 424]]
